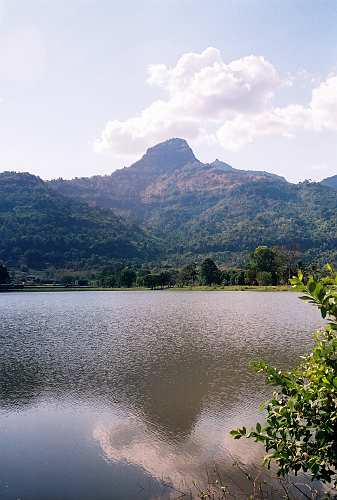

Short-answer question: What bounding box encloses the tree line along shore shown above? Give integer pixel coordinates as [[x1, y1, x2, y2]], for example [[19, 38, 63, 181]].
[[1, 245, 332, 292]]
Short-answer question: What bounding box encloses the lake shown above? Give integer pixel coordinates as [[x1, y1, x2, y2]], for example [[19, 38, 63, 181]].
[[0, 291, 324, 499]]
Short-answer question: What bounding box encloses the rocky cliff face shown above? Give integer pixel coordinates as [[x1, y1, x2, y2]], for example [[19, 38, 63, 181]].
[[135, 138, 196, 174]]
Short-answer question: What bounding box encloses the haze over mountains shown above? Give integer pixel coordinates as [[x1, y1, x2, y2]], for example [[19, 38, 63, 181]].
[[1, 138, 337, 270]]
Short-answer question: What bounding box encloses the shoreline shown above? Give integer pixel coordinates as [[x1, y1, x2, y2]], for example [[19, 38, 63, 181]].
[[0, 285, 293, 293]]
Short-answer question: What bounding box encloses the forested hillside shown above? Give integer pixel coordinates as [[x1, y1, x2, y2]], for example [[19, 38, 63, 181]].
[[0, 172, 159, 269], [49, 138, 337, 267], [321, 174, 337, 190], [2, 139, 337, 270]]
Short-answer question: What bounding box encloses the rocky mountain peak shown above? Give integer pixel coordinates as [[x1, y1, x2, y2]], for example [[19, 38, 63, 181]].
[[209, 159, 234, 172], [139, 138, 196, 173]]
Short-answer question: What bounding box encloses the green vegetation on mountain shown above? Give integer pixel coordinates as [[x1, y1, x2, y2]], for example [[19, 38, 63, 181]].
[[50, 138, 337, 267], [2, 138, 337, 271], [321, 174, 337, 190], [0, 171, 159, 269], [0, 263, 10, 284]]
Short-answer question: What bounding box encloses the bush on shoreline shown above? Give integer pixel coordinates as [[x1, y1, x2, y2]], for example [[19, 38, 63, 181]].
[[231, 265, 337, 489]]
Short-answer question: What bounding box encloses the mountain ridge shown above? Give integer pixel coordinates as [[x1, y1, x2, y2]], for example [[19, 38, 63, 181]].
[[321, 174, 337, 190], [50, 137, 287, 188], [49, 138, 287, 217], [47, 138, 337, 266], [2, 138, 337, 269], [0, 171, 160, 269]]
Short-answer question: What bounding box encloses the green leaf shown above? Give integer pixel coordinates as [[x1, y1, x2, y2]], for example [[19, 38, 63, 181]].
[[233, 266, 337, 485], [307, 278, 317, 294], [325, 263, 333, 273]]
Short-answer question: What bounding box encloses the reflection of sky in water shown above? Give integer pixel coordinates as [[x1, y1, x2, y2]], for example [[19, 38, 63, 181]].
[[0, 291, 324, 499], [93, 406, 264, 494]]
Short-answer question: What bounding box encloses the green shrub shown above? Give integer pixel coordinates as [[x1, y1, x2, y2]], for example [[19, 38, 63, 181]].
[[256, 271, 273, 286], [231, 265, 337, 487]]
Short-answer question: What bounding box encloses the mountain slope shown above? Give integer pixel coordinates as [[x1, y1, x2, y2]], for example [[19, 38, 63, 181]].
[[50, 138, 285, 217], [49, 139, 337, 266], [50, 139, 199, 215], [321, 174, 337, 190], [4, 139, 337, 269], [0, 172, 159, 269], [169, 179, 337, 261]]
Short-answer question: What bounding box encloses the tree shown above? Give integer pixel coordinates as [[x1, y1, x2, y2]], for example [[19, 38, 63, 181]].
[[177, 263, 197, 286], [159, 270, 176, 288], [250, 246, 277, 273], [135, 268, 151, 287], [256, 271, 273, 286], [245, 269, 257, 285], [60, 274, 76, 285], [143, 273, 158, 290], [234, 270, 246, 286], [231, 266, 337, 486], [119, 267, 136, 288], [200, 258, 222, 285], [249, 246, 280, 285], [274, 247, 300, 283], [0, 264, 10, 284], [103, 275, 116, 287]]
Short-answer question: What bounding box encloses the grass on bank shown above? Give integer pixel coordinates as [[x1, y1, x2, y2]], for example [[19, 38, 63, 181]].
[[168, 284, 291, 292], [1, 284, 292, 293]]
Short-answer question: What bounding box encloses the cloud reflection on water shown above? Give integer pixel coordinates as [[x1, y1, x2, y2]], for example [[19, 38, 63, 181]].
[[0, 291, 324, 499]]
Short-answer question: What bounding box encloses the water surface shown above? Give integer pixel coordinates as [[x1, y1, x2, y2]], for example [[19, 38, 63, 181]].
[[0, 291, 323, 499]]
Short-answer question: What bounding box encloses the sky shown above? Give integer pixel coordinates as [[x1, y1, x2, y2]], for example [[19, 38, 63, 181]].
[[1, 0, 337, 183]]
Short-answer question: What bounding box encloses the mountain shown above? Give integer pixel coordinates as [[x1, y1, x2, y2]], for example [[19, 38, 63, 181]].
[[321, 174, 337, 190], [0, 172, 159, 269], [49, 138, 337, 266], [50, 139, 198, 215], [50, 138, 286, 217], [51, 138, 337, 264], [3, 139, 337, 270]]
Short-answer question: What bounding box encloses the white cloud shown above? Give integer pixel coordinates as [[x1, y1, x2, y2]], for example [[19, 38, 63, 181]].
[[216, 105, 312, 150], [147, 47, 280, 114], [216, 75, 337, 150], [310, 75, 337, 131], [94, 99, 202, 156], [94, 47, 337, 155]]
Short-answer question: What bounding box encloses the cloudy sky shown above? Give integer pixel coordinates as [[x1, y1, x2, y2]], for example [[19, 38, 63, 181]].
[[1, 0, 337, 182]]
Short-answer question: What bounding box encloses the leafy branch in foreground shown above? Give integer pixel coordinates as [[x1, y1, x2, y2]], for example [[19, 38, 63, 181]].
[[231, 264, 337, 488]]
